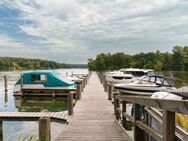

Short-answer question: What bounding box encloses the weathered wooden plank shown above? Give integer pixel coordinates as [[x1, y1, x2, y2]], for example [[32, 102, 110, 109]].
[[136, 121, 162, 141], [116, 95, 188, 114], [0, 112, 67, 122], [39, 117, 51, 141], [163, 110, 175, 141], [122, 112, 134, 123], [55, 74, 130, 141]]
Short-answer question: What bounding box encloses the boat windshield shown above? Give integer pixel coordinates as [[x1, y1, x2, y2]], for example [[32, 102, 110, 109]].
[[125, 71, 145, 76], [139, 75, 171, 86], [165, 77, 187, 88], [123, 70, 155, 77]]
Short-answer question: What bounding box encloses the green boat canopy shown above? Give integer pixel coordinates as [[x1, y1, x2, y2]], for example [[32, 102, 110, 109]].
[[16, 71, 75, 87]]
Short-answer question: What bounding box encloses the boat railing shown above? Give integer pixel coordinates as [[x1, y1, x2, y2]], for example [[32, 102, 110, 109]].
[[114, 93, 188, 141]]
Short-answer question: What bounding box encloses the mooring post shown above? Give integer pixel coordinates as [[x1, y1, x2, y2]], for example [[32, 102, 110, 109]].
[[103, 76, 107, 92], [122, 101, 127, 128], [100, 75, 103, 84], [114, 95, 120, 121], [163, 110, 175, 141], [76, 83, 82, 100], [134, 104, 145, 141], [4, 91, 8, 107], [0, 120, 3, 141], [85, 76, 87, 85], [83, 77, 86, 88], [107, 83, 113, 100], [113, 92, 119, 114], [83, 78, 85, 88], [20, 74, 23, 94], [4, 75, 7, 92], [81, 81, 84, 92], [102, 75, 105, 87], [68, 92, 74, 115], [39, 117, 51, 141]]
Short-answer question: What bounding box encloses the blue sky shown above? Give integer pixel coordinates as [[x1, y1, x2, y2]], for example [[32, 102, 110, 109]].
[[0, 0, 188, 63]]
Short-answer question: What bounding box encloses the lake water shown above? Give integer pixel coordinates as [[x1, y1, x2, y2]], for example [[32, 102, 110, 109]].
[[0, 69, 187, 141], [0, 68, 88, 141]]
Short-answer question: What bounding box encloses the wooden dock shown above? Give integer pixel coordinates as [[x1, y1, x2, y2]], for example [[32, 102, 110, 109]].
[[0, 111, 68, 123], [55, 73, 131, 141]]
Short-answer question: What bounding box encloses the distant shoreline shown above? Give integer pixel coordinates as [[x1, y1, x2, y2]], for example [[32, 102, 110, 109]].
[[0, 57, 87, 71]]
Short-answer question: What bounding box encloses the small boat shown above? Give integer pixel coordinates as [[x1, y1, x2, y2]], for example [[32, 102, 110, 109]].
[[114, 74, 175, 95], [105, 68, 154, 84], [66, 76, 83, 84], [149, 91, 188, 134], [14, 71, 76, 94]]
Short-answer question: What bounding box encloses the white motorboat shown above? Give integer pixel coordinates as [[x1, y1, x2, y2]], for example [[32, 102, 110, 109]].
[[148, 91, 188, 137], [114, 75, 175, 95], [105, 68, 154, 84]]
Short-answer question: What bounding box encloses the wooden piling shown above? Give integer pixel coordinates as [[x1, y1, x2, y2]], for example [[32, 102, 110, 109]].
[[114, 95, 120, 121], [68, 92, 73, 115], [4, 75, 7, 92], [83, 77, 86, 88], [76, 83, 82, 100], [107, 83, 113, 100], [20, 74, 23, 94], [122, 101, 126, 128], [134, 104, 145, 141], [100, 75, 103, 83], [39, 117, 51, 141], [81, 81, 84, 92], [104, 78, 107, 92], [4, 91, 8, 107], [163, 110, 175, 141], [0, 120, 3, 141], [113, 92, 119, 114]]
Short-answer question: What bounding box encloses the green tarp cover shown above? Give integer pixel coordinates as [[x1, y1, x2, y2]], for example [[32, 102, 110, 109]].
[[16, 71, 75, 87]]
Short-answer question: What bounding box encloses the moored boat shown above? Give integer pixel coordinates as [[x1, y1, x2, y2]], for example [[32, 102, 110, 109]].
[[105, 68, 154, 84], [114, 74, 175, 95], [14, 71, 76, 94]]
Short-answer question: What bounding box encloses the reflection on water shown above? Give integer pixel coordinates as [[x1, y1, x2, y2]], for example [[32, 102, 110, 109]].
[[15, 97, 67, 112]]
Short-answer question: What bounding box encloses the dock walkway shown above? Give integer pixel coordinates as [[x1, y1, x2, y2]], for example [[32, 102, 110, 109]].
[[0, 111, 68, 123], [55, 74, 130, 141]]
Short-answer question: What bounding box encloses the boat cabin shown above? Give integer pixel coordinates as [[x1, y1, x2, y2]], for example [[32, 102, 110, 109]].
[[14, 71, 76, 94], [119, 68, 154, 77]]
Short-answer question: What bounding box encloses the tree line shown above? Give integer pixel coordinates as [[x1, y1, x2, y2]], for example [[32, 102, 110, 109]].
[[0, 57, 87, 71], [88, 46, 188, 72]]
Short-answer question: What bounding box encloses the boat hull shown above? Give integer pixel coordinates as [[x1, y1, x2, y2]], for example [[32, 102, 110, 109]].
[[114, 85, 174, 96]]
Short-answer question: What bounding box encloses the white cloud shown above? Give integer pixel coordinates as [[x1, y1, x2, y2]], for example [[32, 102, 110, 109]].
[[1, 0, 188, 63]]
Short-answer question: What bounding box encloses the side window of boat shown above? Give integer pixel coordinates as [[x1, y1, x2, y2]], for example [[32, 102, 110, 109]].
[[150, 77, 155, 83], [41, 75, 47, 81], [31, 74, 47, 82], [163, 80, 170, 86], [156, 77, 162, 85]]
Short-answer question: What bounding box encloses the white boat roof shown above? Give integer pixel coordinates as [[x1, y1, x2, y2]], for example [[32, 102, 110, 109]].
[[119, 68, 154, 72]]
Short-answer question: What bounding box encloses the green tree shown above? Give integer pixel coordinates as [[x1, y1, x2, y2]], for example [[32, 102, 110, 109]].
[[172, 46, 184, 70]]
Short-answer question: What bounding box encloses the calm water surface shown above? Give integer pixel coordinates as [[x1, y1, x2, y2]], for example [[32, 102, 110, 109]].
[[0, 68, 88, 141]]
